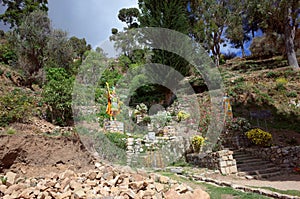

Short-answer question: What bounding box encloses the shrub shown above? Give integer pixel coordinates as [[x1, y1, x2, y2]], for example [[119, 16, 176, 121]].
[[225, 117, 251, 133], [6, 128, 16, 135], [105, 132, 128, 150], [191, 135, 206, 152], [245, 128, 272, 147], [286, 91, 297, 98], [177, 110, 190, 122], [275, 77, 288, 91], [42, 68, 74, 126], [0, 89, 35, 127], [266, 71, 279, 78]]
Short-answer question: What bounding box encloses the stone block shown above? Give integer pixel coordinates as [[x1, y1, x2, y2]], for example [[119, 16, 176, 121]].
[[219, 161, 227, 167], [229, 166, 238, 174]]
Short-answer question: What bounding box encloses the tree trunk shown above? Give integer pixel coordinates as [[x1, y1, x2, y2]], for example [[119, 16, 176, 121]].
[[241, 43, 245, 57], [284, 22, 299, 70]]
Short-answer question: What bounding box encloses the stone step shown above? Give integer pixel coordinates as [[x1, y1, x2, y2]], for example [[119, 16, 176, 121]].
[[232, 150, 282, 179], [238, 170, 282, 179], [237, 163, 276, 171], [235, 158, 266, 164], [238, 166, 280, 175]]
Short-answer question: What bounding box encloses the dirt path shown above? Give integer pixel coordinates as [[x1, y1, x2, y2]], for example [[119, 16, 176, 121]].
[[205, 172, 300, 191]]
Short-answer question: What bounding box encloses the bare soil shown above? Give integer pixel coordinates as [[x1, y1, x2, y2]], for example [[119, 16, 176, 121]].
[[0, 132, 95, 178]]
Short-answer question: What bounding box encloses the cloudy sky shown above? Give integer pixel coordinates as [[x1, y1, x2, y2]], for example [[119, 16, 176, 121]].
[[48, 0, 138, 48], [0, 0, 138, 48]]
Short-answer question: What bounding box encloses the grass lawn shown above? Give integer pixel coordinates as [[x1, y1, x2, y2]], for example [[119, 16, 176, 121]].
[[158, 171, 271, 199]]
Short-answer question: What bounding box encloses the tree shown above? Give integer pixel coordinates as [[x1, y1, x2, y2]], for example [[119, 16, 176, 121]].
[[118, 8, 140, 29], [11, 10, 51, 80], [190, 0, 236, 66], [42, 67, 74, 126], [45, 29, 74, 71], [68, 36, 91, 61], [245, 0, 299, 69], [226, 12, 251, 57], [0, 0, 48, 28], [138, 0, 191, 74]]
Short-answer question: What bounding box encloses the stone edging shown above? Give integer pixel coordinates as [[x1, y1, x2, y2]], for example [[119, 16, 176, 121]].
[[181, 172, 300, 199]]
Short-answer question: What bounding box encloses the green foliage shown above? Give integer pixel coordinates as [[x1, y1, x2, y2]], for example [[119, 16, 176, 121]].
[[134, 103, 148, 116], [245, 128, 272, 147], [0, 176, 7, 185], [105, 132, 128, 150], [5, 71, 11, 79], [286, 91, 297, 98], [225, 117, 251, 133], [99, 68, 122, 88], [275, 77, 288, 91], [0, 40, 17, 65], [68, 36, 91, 61], [0, 0, 48, 28], [191, 135, 206, 152], [265, 71, 280, 78], [0, 89, 35, 127], [150, 111, 172, 129], [45, 30, 74, 71], [11, 10, 51, 79], [0, 69, 3, 75], [42, 68, 74, 126], [6, 128, 16, 135], [118, 8, 140, 29], [142, 116, 151, 124]]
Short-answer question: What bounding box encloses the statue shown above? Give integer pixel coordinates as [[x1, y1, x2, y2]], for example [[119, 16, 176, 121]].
[[223, 92, 233, 120], [106, 82, 121, 120]]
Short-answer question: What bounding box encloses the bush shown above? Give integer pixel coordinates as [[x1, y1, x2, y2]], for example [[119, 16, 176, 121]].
[[265, 71, 279, 78], [225, 117, 251, 133], [105, 132, 128, 150], [275, 77, 288, 91], [286, 91, 297, 98], [245, 128, 272, 147], [0, 89, 35, 127], [42, 68, 74, 126], [191, 135, 206, 152], [177, 110, 190, 122]]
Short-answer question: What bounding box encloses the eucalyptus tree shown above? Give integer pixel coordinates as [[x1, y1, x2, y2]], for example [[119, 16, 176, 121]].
[[245, 0, 299, 69]]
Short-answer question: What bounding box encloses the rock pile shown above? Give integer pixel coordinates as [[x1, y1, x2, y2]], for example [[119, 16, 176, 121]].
[[0, 162, 210, 199]]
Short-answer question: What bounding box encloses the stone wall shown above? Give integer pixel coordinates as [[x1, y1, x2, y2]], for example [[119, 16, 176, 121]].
[[243, 146, 300, 169], [104, 121, 124, 133], [186, 150, 237, 175], [126, 135, 190, 168]]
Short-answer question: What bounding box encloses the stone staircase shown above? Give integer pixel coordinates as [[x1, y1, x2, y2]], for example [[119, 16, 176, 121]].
[[233, 150, 282, 179]]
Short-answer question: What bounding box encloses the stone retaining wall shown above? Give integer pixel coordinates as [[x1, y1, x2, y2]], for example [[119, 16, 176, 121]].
[[104, 121, 124, 133], [186, 150, 237, 175], [244, 146, 300, 169], [126, 136, 190, 168]]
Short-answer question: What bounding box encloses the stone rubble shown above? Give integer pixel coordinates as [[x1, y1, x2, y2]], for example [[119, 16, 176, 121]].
[[0, 162, 210, 199]]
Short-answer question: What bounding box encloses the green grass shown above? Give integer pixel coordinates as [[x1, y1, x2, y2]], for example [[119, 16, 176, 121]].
[[157, 172, 271, 199], [251, 186, 300, 197]]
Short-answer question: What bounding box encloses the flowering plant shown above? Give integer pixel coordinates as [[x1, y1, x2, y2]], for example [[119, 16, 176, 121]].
[[191, 135, 206, 152], [245, 128, 272, 147]]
